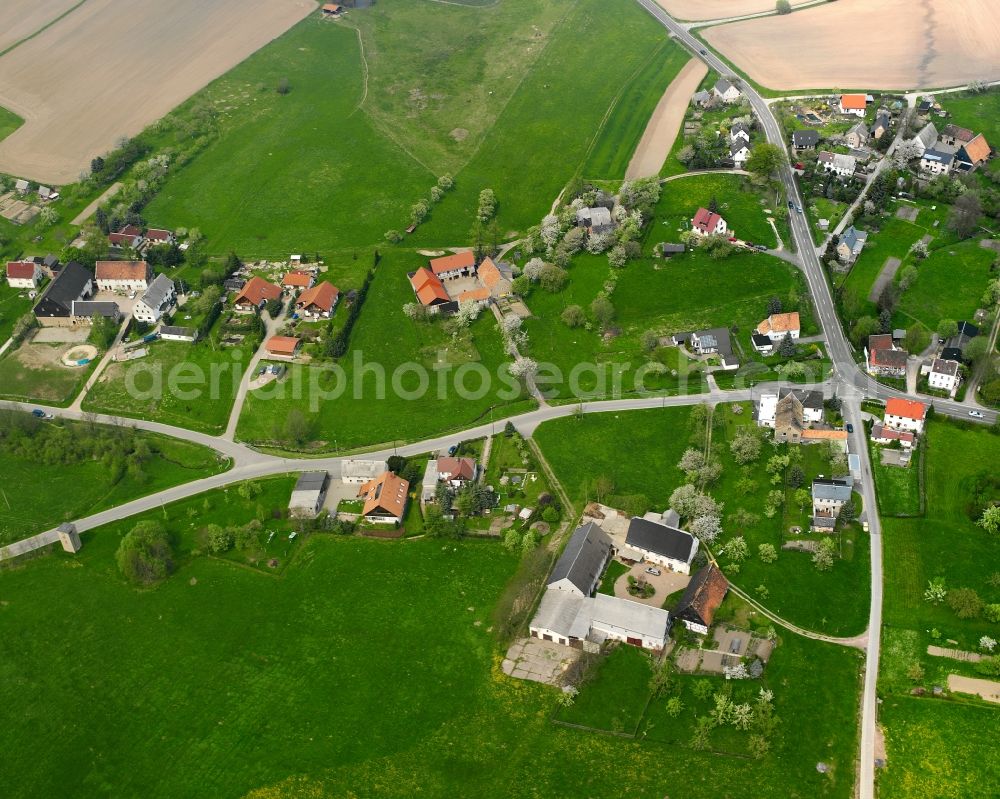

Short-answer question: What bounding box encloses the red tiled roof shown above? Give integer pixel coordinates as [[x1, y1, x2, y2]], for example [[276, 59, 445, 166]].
[[428, 250, 475, 275], [95, 260, 150, 281], [265, 336, 301, 356], [296, 281, 339, 312], [802, 429, 849, 441], [145, 228, 172, 242], [7, 261, 37, 279], [437, 457, 476, 482], [358, 471, 409, 518], [840, 94, 867, 110], [409, 268, 449, 306], [885, 397, 927, 421], [282, 271, 313, 288], [477, 257, 503, 288], [457, 287, 490, 303], [871, 423, 914, 444], [676, 564, 729, 627], [757, 312, 800, 335], [962, 133, 991, 164], [692, 207, 723, 233], [234, 275, 282, 307]]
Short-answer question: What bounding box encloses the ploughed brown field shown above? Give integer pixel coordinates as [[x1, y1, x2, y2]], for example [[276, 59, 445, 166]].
[[702, 0, 1000, 91], [0, 0, 315, 183], [0, 0, 81, 54], [652, 0, 814, 23]]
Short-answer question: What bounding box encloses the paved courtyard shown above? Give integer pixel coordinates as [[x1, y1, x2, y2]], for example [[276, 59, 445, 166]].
[[613, 561, 689, 607], [502, 637, 580, 685]]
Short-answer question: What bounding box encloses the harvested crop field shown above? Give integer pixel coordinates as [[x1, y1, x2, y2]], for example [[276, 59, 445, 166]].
[[0, 0, 315, 183], [0, 0, 81, 55], [625, 58, 707, 179], [702, 0, 1000, 90], [652, 0, 813, 22]]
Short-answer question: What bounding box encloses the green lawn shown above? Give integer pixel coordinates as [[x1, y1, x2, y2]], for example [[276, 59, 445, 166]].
[[869, 441, 921, 517], [582, 39, 691, 180], [0, 430, 228, 545], [0, 105, 22, 143], [0, 281, 35, 343], [83, 322, 257, 434], [534, 405, 697, 510], [521, 247, 801, 400], [144, 17, 433, 258], [236, 251, 533, 452], [894, 238, 995, 335], [555, 644, 652, 731], [1, 482, 861, 799], [881, 421, 1000, 649], [880, 698, 1000, 799], [939, 89, 1000, 159], [411, 0, 675, 245], [652, 173, 778, 248], [838, 215, 925, 303], [0, 341, 100, 405], [708, 403, 870, 637]]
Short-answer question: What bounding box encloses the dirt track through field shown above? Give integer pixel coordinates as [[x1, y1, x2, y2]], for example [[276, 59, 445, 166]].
[[0, 0, 82, 55], [947, 674, 1000, 703], [0, 0, 315, 183], [625, 58, 707, 180], [868, 257, 902, 303], [652, 0, 813, 22], [702, 0, 1000, 90]]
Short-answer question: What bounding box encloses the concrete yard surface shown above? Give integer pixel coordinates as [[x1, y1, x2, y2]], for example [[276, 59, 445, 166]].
[[502, 637, 579, 685], [947, 674, 1000, 703]]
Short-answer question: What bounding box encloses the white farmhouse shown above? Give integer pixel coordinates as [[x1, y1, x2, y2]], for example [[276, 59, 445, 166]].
[[546, 522, 612, 597], [6, 260, 42, 289], [95, 260, 151, 293], [920, 358, 961, 397], [133, 273, 175, 324], [884, 398, 927, 435], [624, 517, 698, 574], [712, 78, 741, 104]]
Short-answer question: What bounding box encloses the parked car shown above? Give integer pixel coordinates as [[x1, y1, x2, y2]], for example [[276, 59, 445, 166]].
[[31, 409, 53, 419], [645, 567, 661, 576], [846, 423, 854, 433], [969, 410, 985, 419], [447, 445, 458, 456], [787, 200, 794, 209]]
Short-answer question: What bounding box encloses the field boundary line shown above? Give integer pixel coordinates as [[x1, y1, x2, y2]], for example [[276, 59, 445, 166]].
[[348, 26, 369, 113], [573, 37, 669, 182], [0, 0, 92, 60], [455, 0, 577, 174]]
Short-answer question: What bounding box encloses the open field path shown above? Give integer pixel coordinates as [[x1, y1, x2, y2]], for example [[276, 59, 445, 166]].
[[625, 58, 708, 179], [71, 181, 121, 225], [68, 315, 131, 412], [684, 0, 827, 30], [224, 306, 287, 441]]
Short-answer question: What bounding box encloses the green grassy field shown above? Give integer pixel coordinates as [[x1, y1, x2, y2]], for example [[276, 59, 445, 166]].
[[940, 89, 1000, 159], [410, 0, 674, 244], [0, 105, 22, 143], [144, 17, 433, 257], [555, 645, 652, 731], [0, 281, 35, 343], [1, 481, 861, 799], [881, 421, 1000, 649], [869, 441, 921, 517], [534, 405, 697, 509], [880, 697, 1000, 799], [0, 431, 228, 544], [83, 327, 256, 434], [582, 40, 691, 180], [894, 238, 995, 334], [653, 173, 778, 248], [520, 247, 800, 400], [708, 404, 870, 636], [0, 342, 99, 405], [236, 251, 533, 452]]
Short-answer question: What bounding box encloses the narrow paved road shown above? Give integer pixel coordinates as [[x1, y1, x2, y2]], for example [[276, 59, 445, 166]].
[[224, 305, 287, 441]]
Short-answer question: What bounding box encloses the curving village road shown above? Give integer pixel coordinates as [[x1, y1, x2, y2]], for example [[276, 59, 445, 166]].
[[4, 7, 999, 793]]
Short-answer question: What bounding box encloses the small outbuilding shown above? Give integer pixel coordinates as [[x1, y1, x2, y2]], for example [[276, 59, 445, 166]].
[[289, 472, 329, 518]]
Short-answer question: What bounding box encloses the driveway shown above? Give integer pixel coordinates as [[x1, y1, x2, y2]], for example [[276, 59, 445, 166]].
[[614, 561, 689, 607]]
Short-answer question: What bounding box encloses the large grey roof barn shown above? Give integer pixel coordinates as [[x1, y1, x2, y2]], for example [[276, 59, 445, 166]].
[[547, 521, 612, 597]]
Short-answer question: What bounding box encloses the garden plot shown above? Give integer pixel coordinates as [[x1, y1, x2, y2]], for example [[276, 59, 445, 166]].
[[703, 0, 1000, 90], [0, 0, 314, 183]]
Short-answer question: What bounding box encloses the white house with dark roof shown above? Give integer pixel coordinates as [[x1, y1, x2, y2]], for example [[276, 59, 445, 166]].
[[837, 226, 868, 262], [792, 129, 820, 152], [624, 517, 698, 574], [546, 522, 612, 597], [921, 358, 961, 396], [845, 121, 869, 149], [730, 139, 750, 168], [920, 149, 953, 175], [910, 122, 938, 157], [812, 476, 854, 530], [730, 122, 750, 145], [133, 273, 175, 324], [818, 151, 857, 178], [712, 78, 741, 104], [289, 472, 329, 518]]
